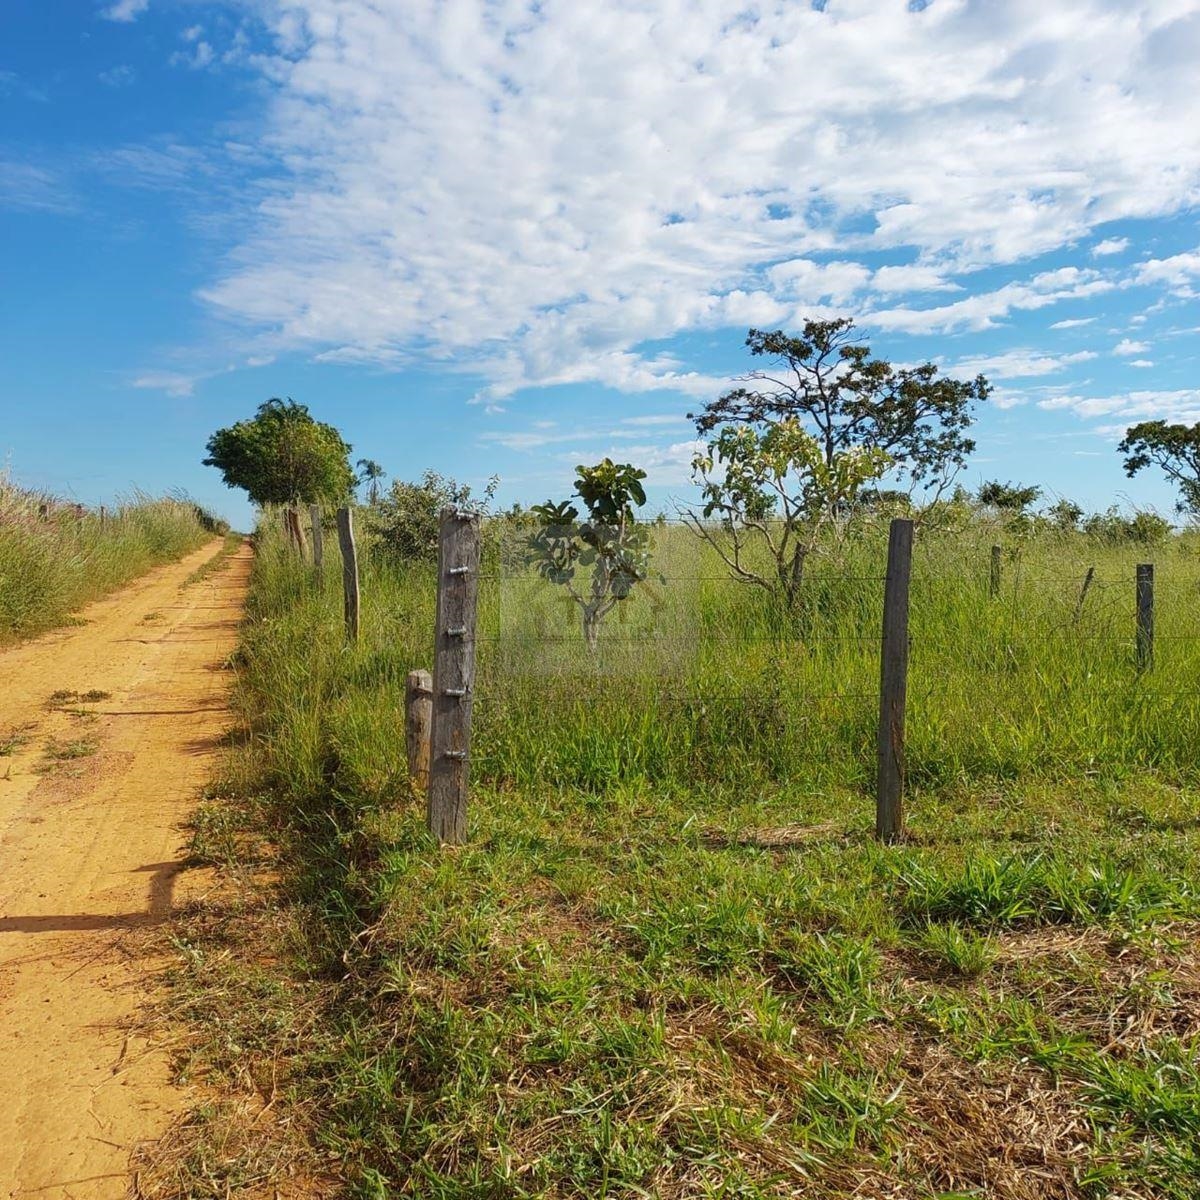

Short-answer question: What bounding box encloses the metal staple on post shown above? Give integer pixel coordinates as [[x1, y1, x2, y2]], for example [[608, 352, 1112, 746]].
[[877, 518, 914, 844], [336, 506, 360, 643], [427, 507, 481, 845], [1136, 562, 1154, 672]]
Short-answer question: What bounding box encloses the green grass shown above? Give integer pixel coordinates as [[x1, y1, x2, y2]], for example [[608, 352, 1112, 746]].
[[0, 726, 32, 756], [0, 474, 227, 644], [41, 735, 98, 761], [151, 512, 1200, 1199]]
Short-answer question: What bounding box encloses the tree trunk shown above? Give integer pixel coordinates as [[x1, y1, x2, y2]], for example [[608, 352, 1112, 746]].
[[583, 607, 600, 652], [784, 544, 807, 608]]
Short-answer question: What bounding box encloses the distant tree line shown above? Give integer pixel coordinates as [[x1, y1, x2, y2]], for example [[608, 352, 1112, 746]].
[[202, 321, 1196, 641]]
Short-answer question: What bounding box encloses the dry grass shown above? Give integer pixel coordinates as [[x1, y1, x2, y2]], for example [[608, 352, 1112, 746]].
[[0, 473, 225, 644]]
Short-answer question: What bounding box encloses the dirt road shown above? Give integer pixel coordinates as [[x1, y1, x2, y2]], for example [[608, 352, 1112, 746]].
[[0, 539, 251, 1199]]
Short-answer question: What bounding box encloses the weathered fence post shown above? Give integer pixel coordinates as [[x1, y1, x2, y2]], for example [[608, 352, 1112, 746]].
[[989, 544, 1002, 599], [336, 506, 360, 643], [99, 505, 106, 528], [285, 506, 308, 558], [37, 503, 48, 521], [309, 504, 324, 569], [877, 518, 914, 844], [427, 507, 481, 845], [406, 669, 433, 793], [1136, 563, 1154, 671], [1073, 566, 1095, 624]]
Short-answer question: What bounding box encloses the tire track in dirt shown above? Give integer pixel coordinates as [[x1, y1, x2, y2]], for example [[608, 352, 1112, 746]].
[[0, 539, 251, 1199]]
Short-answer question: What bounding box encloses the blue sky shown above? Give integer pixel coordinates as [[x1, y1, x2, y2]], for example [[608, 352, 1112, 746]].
[[2, 0, 1198, 530]]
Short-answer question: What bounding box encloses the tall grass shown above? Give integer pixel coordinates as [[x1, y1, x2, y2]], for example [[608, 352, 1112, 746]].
[[0, 474, 227, 644], [241, 511, 1200, 796]]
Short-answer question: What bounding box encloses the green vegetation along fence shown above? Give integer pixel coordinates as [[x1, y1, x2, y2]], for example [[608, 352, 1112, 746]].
[[290, 505, 1200, 848]]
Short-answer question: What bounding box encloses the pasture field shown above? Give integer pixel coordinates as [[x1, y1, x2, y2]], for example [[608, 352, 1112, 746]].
[[0, 475, 229, 644], [155, 511, 1200, 1199]]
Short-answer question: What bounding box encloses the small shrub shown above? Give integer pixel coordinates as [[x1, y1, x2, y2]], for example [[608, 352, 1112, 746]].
[[916, 921, 997, 977], [1082, 506, 1172, 545], [370, 470, 495, 563]]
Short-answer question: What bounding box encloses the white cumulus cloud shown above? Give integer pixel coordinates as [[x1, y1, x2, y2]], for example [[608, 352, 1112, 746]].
[[192, 0, 1200, 399], [951, 349, 1098, 379], [1135, 248, 1200, 289], [101, 0, 150, 21]]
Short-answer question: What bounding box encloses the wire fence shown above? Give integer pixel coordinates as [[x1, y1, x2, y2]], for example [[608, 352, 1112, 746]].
[[301, 505, 1200, 843]]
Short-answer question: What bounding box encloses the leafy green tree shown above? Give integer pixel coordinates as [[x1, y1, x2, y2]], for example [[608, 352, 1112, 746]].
[[528, 459, 653, 651], [203, 399, 354, 507], [371, 470, 497, 563], [691, 320, 989, 489], [978, 480, 1042, 512], [356, 459, 387, 506], [1118, 421, 1200, 514], [1045, 497, 1084, 532], [687, 419, 890, 608], [856, 488, 915, 513], [1083, 506, 1172, 545]]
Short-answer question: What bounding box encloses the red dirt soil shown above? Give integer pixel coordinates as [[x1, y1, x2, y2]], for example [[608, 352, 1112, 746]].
[[0, 540, 251, 1199]]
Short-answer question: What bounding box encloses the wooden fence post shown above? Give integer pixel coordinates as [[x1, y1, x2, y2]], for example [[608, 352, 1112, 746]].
[[99, 505, 106, 528], [37, 503, 48, 521], [406, 669, 433, 793], [286, 506, 308, 558], [336, 507, 360, 643], [427, 507, 481, 845], [310, 504, 324, 569], [1136, 563, 1154, 671], [877, 518, 914, 844], [989, 544, 1002, 598], [1072, 566, 1095, 624]]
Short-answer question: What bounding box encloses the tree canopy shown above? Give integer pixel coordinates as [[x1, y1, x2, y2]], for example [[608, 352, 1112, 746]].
[[978, 480, 1042, 512], [356, 459, 387, 506], [203, 399, 354, 508], [528, 459, 653, 650], [688, 419, 890, 608], [690, 319, 989, 488], [1118, 420, 1200, 514]]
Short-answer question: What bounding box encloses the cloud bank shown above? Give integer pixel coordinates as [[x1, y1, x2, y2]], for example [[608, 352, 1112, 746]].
[[194, 0, 1200, 400]]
